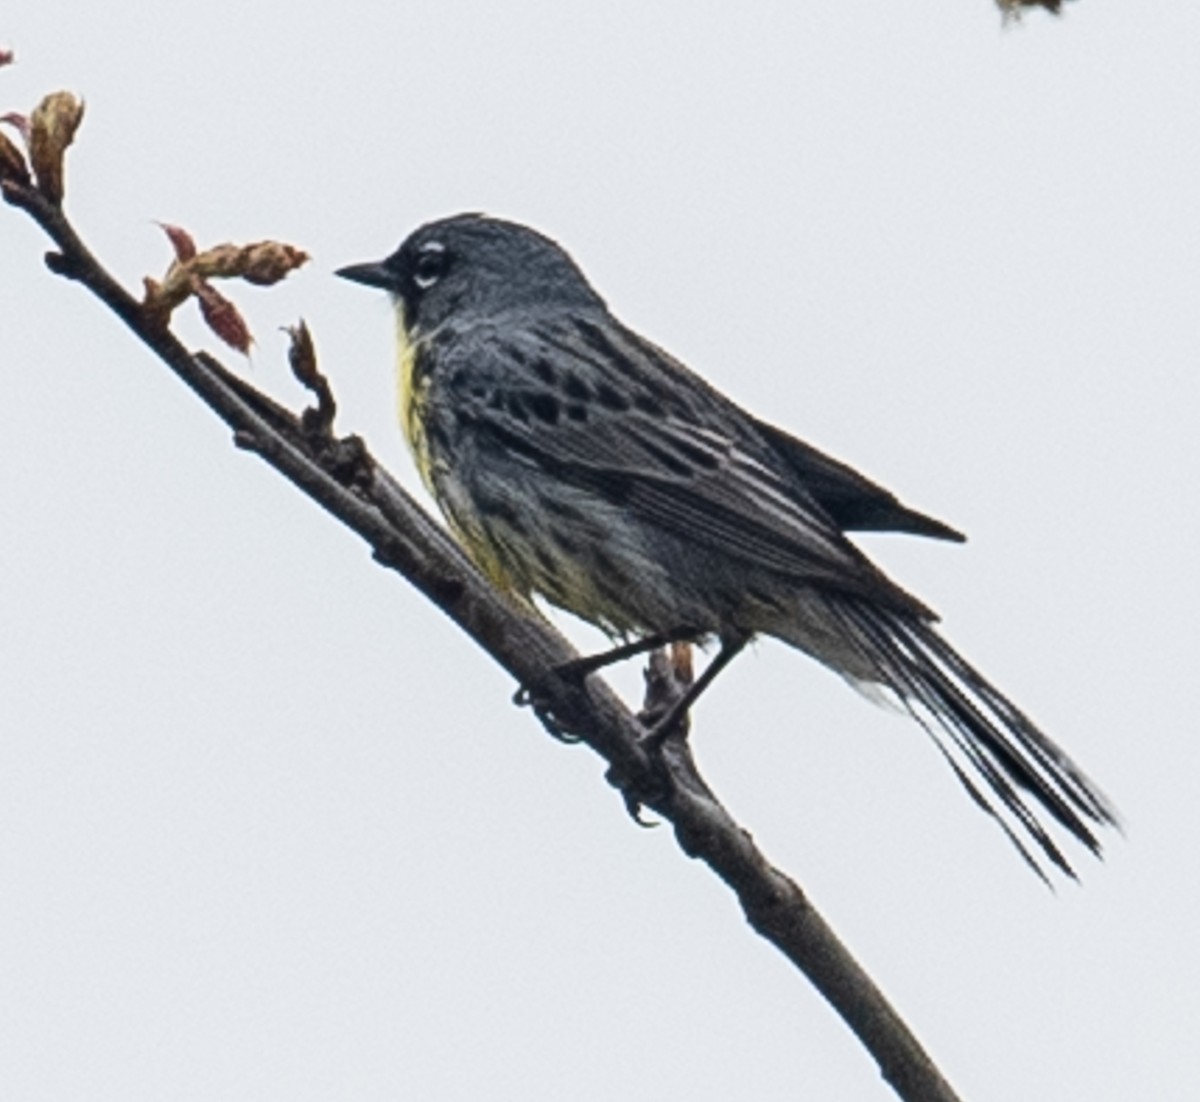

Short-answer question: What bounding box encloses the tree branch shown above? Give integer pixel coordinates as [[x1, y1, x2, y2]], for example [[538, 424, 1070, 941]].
[[3, 175, 963, 1102]]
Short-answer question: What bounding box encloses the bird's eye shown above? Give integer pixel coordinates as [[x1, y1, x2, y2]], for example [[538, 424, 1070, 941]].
[[413, 242, 448, 290]]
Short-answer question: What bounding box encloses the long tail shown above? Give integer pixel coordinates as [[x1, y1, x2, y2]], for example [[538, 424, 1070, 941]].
[[828, 599, 1119, 881]]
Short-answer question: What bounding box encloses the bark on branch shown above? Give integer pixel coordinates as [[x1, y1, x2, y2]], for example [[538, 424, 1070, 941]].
[[3, 176, 963, 1102]]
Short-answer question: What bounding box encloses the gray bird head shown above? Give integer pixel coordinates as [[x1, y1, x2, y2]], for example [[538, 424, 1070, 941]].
[[337, 214, 606, 333]]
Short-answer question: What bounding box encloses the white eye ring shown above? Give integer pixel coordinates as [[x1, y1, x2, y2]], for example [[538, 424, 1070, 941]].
[[413, 241, 447, 289]]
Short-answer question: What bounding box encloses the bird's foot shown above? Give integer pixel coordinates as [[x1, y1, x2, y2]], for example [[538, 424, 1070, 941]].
[[512, 660, 595, 744], [637, 699, 692, 752]]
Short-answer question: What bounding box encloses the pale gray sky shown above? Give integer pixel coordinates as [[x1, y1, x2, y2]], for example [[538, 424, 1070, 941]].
[[2, 3, 1197, 1100]]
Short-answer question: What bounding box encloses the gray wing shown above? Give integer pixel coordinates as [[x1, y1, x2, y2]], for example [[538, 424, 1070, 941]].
[[430, 313, 935, 619], [544, 313, 963, 542], [748, 417, 965, 542]]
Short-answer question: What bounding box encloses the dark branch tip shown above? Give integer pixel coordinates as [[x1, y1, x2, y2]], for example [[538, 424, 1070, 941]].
[[44, 250, 79, 278]]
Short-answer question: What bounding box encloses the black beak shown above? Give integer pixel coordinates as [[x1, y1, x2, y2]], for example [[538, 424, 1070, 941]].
[[335, 260, 397, 290]]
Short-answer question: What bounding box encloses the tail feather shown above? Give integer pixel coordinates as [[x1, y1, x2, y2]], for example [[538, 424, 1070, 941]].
[[829, 599, 1117, 879], [932, 745, 1059, 886], [926, 633, 1118, 826], [846, 607, 1080, 878]]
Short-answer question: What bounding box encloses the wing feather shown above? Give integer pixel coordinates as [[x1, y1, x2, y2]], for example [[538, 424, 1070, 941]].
[[439, 319, 933, 617]]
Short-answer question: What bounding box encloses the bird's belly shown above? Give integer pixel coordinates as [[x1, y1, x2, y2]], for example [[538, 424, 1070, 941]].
[[446, 474, 726, 639]]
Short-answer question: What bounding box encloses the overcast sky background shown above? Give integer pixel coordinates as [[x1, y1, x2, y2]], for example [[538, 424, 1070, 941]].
[[2, 3, 1197, 1100]]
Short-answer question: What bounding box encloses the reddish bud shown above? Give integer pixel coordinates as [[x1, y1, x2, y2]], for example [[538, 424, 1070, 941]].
[[0, 111, 29, 143], [141, 229, 308, 351], [0, 48, 14, 68], [157, 221, 197, 262], [285, 321, 318, 386], [195, 279, 252, 355], [239, 241, 309, 285], [187, 240, 308, 285]]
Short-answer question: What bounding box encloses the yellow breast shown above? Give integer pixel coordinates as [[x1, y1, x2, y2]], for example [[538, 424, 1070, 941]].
[[395, 305, 435, 494], [393, 311, 531, 605]]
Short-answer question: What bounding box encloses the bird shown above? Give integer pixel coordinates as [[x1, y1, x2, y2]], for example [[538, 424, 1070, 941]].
[[337, 213, 1117, 879]]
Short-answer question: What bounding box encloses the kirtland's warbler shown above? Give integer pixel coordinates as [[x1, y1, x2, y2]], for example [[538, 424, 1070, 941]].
[[338, 213, 1116, 879]]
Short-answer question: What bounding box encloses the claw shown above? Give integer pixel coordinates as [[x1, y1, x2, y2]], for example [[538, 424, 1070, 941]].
[[513, 675, 583, 743], [605, 765, 660, 827], [623, 790, 658, 827], [537, 710, 583, 744]]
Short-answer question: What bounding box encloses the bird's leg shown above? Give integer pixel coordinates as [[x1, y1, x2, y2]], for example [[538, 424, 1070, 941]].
[[552, 626, 703, 683], [642, 632, 749, 750], [512, 625, 702, 708]]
